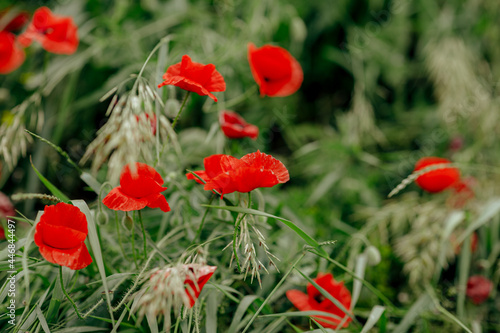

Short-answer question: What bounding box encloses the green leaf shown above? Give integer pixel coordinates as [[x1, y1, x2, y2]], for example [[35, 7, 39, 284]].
[[228, 295, 260, 333], [360, 306, 385, 333], [73, 200, 115, 325], [203, 205, 328, 256], [457, 198, 500, 244], [30, 159, 71, 203]]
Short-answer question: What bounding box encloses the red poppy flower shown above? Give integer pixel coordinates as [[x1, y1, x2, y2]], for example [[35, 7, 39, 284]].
[[247, 43, 303, 97], [286, 273, 352, 329], [187, 151, 289, 196], [103, 162, 170, 212], [219, 110, 259, 140], [34, 203, 92, 270], [414, 157, 460, 193], [158, 55, 226, 102], [18, 7, 78, 55], [466, 276, 493, 305], [0, 31, 25, 74], [1, 10, 29, 32]]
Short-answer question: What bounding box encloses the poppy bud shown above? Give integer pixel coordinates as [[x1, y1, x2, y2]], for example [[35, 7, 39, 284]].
[[122, 215, 133, 230], [96, 211, 108, 225]]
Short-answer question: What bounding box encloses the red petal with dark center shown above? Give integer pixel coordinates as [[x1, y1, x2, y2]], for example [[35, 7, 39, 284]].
[[248, 43, 303, 97], [19, 7, 78, 55]]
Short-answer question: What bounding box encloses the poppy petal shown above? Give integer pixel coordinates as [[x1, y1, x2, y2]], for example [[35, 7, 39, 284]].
[[102, 187, 149, 211], [120, 163, 166, 198], [38, 242, 92, 270], [0, 31, 25, 74], [145, 193, 171, 212], [248, 43, 303, 97], [186, 170, 210, 184], [158, 55, 225, 101], [220, 110, 259, 140], [414, 157, 460, 193], [19, 7, 78, 55]]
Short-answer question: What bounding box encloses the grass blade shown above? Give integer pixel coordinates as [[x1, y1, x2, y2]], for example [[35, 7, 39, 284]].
[[360, 306, 385, 333], [30, 158, 70, 203], [203, 205, 328, 256], [72, 200, 115, 325]]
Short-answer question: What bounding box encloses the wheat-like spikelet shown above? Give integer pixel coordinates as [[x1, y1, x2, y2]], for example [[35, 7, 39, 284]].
[[0, 93, 43, 171], [80, 78, 170, 183]]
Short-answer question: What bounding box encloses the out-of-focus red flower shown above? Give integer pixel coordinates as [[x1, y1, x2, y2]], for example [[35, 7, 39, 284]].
[[0, 31, 25, 74], [414, 157, 460, 193], [34, 203, 92, 270], [247, 43, 303, 97], [103, 162, 170, 212], [19, 7, 78, 55], [286, 273, 352, 329], [158, 55, 226, 102], [446, 177, 475, 209], [0, 10, 29, 32], [466, 276, 493, 305], [0, 191, 15, 239], [187, 151, 289, 196], [219, 110, 259, 140]]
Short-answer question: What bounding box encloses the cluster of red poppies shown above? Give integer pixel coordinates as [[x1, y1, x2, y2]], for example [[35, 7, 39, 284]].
[[0, 7, 78, 74]]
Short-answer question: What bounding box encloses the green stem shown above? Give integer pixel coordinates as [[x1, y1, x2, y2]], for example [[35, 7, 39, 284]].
[[171, 91, 191, 131], [194, 193, 215, 243], [138, 210, 148, 261], [232, 213, 246, 273], [309, 249, 397, 311], [115, 211, 127, 260], [59, 266, 103, 320], [129, 212, 138, 269], [241, 252, 307, 333]]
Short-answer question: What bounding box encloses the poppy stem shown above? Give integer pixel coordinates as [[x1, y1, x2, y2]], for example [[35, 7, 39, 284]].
[[171, 91, 191, 131], [138, 210, 148, 260], [115, 211, 127, 260], [232, 213, 246, 273], [194, 193, 215, 243], [59, 265, 104, 320], [129, 212, 138, 269]]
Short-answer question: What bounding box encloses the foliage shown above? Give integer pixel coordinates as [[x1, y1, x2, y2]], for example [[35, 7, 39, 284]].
[[1, 0, 500, 332]]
